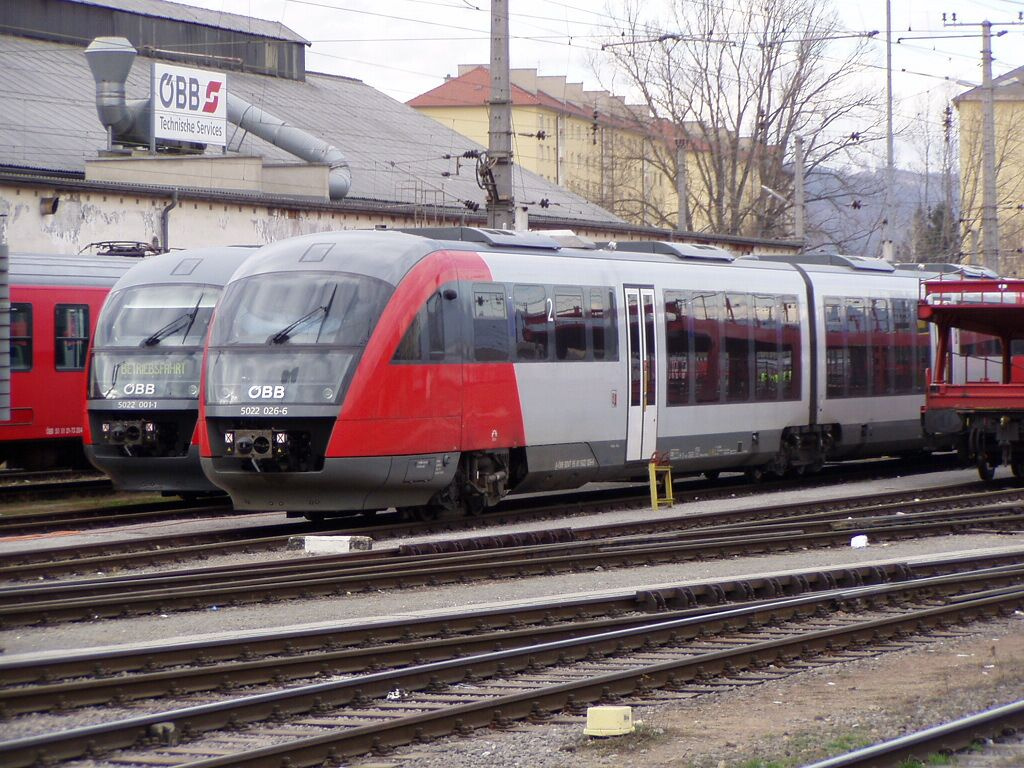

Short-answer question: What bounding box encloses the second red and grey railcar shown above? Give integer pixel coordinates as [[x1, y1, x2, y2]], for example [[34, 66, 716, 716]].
[[85, 246, 257, 493], [197, 228, 936, 518]]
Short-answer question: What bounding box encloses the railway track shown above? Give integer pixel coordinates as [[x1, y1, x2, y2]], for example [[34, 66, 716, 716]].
[[0, 497, 235, 536], [0, 453, 966, 545], [0, 550, 1020, 712], [2, 487, 1023, 626], [0, 475, 112, 503], [1, 473, 1017, 582], [805, 699, 1024, 768], [2, 557, 1021, 768]]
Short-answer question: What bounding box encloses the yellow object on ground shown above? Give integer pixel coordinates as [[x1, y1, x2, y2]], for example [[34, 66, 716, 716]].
[[649, 455, 674, 509], [583, 705, 636, 736]]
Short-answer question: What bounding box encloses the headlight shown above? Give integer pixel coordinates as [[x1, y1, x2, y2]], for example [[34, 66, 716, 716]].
[[322, 387, 335, 401]]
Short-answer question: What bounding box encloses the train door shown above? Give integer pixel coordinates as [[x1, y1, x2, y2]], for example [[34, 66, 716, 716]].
[[624, 286, 658, 461]]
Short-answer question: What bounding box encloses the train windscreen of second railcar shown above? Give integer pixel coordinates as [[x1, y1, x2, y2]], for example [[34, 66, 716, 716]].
[[95, 284, 220, 347]]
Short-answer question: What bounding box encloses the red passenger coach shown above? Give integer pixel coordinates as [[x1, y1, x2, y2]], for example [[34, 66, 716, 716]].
[[919, 278, 1024, 479], [2, 253, 136, 469]]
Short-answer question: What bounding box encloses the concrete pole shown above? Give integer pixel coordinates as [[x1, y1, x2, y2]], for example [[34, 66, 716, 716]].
[[980, 20, 1001, 272], [675, 138, 691, 231], [794, 134, 806, 243], [882, 0, 895, 261], [0, 212, 9, 421], [487, 0, 515, 230]]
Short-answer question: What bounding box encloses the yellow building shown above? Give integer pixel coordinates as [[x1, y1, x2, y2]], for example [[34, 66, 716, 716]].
[[955, 66, 1024, 275], [409, 66, 705, 231]]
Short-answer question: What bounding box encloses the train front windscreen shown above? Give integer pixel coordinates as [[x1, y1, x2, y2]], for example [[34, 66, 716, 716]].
[[89, 283, 220, 402], [204, 271, 392, 409]]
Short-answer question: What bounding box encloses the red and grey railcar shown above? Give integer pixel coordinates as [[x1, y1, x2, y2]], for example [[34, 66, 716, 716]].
[[197, 228, 936, 517], [2, 253, 136, 469], [85, 246, 256, 493]]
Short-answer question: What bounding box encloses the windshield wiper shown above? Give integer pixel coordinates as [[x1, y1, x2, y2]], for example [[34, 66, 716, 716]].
[[141, 295, 205, 347], [141, 313, 190, 346], [270, 285, 338, 345], [102, 361, 122, 398]]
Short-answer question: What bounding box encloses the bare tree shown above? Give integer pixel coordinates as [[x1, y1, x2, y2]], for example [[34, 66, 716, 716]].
[[596, 0, 883, 241]]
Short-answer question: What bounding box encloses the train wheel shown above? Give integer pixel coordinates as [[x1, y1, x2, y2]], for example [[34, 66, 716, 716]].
[[703, 470, 720, 481], [977, 458, 996, 482], [404, 506, 440, 522], [745, 466, 765, 483], [1012, 461, 1024, 479]]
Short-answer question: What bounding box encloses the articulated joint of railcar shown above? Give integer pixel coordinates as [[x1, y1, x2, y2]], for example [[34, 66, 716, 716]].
[[765, 426, 833, 476]]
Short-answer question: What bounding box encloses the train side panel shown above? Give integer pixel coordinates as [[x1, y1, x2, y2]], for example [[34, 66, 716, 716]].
[[1, 284, 108, 468], [807, 270, 929, 458]]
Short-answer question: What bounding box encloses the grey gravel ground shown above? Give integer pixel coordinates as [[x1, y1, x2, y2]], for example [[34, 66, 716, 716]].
[[1, 466, 1020, 659], [1, 466, 1023, 766]]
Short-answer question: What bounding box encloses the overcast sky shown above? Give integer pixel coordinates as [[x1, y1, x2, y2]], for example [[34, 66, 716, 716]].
[[189, 0, 1024, 167]]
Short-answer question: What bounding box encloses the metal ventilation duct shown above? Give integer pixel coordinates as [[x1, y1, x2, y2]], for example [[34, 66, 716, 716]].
[[226, 98, 351, 200], [83, 37, 351, 200], [84, 37, 150, 145]]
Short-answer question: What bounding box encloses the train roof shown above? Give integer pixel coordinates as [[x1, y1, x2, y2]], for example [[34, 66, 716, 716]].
[[8, 252, 139, 287], [226, 228, 939, 287], [110, 246, 260, 292]]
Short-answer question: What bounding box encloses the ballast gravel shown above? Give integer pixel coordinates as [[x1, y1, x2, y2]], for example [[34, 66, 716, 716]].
[[2, 466, 1023, 766], [1, 466, 1021, 658]]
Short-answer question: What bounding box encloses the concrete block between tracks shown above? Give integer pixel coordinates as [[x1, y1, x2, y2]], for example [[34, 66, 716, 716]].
[[288, 535, 374, 553]]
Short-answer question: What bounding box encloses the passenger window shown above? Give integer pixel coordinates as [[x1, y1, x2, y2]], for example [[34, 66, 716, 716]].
[[10, 303, 32, 371], [55, 304, 89, 371], [891, 298, 915, 394], [724, 293, 751, 402], [753, 295, 780, 401], [665, 290, 690, 406], [871, 298, 894, 395], [825, 299, 847, 398], [473, 283, 509, 362], [780, 296, 800, 399], [692, 291, 722, 403], [513, 284, 549, 361], [555, 289, 586, 361], [590, 288, 618, 361], [846, 298, 869, 397]]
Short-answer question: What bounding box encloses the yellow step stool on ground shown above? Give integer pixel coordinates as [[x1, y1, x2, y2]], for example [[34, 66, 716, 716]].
[[649, 452, 674, 510]]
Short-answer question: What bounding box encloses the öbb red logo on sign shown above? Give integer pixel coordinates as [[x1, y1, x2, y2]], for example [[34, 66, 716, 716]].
[[158, 73, 225, 113], [203, 81, 222, 114]]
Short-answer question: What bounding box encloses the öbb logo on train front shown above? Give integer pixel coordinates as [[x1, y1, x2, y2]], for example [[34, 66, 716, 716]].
[[122, 382, 156, 396], [248, 385, 285, 400]]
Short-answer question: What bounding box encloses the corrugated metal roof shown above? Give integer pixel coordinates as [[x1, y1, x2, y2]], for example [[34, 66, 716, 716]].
[[9, 252, 139, 285], [0, 35, 625, 226], [65, 0, 308, 43]]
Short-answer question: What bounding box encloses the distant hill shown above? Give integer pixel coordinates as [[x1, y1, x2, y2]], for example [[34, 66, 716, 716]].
[[803, 166, 957, 260]]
